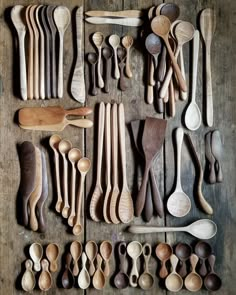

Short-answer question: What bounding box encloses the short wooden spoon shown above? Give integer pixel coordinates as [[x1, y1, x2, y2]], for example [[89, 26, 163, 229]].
[[92, 32, 104, 88]]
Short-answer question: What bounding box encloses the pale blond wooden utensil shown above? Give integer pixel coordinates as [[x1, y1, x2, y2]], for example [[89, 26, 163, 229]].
[[109, 35, 120, 79], [184, 254, 202, 292], [118, 103, 134, 223], [127, 241, 142, 287], [85, 10, 143, 18], [122, 35, 133, 78], [11, 5, 27, 100], [93, 254, 106, 290], [70, 241, 82, 276], [38, 259, 52, 291], [85, 240, 98, 276], [100, 240, 113, 277], [90, 102, 105, 222], [78, 252, 90, 289], [45, 243, 60, 272], [92, 32, 105, 88], [165, 255, 183, 292], [21, 260, 35, 292], [85, 17, 143, 26], [29, 243, 43, 272]]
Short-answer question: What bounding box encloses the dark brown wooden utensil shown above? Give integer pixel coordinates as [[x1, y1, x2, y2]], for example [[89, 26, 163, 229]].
[[102, 47, 113, 93], [62, 253, 74, 289], [135, 117, 167, 217], [204, 255, 222, 291], [205, 131, 216, 183], [211, 130, 223, 182], [87, 52, 98, 96], [114, 242, 129, 289], [175, 243, 192, 278], [117, 47, 127, 91], [19, 141, 36, 226], [194, 241, 212, 277], [160, 3, 180, 23]]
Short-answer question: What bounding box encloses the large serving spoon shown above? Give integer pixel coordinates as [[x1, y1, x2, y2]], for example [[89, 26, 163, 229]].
[[114, 242, 129, 289], [93, 254, 106, 290], [175, 243, 192, 277], [128, 219, 217, 239], [167, 127, 191, 217], [29, 242, 43, 272], [185, 30, 202, 130], [205, 131, 216, 183], [11, 5, 27, 100], [58, 139, 72, 218], [87, 52, 98, 96], [100, 240, 113, 277], [118, 103, 134, 223], [90, 102, 105, 222], [165, 254, 183, 292], [155, 243, 173, 278], [92, 32, 104, 88], [127, 241, 142, 287], [70, 241, 82, 276], [138, 243, 154, 290], [122, 35, 133, 78], [68, 148, 82, 226], [85, 240, 98, 276], [109, 34, 120, 79], [194, 241, 212, 277], [78, 252, 90, 289], [46, 243, 59, 273], [102, 47, 113, 93], [151, 15, 187, 92], [200, 8, 216, 127], [109, 104, 120, 224], [117, 47, 127, 91], [204, 254, 222, 291], [21, 259, 35, 292], [184, 254, 202, 292], [38, 259, 52, 291], [211, 130, 223, 182], [54, 6, 71, 98], [73, 157, 91, 235], [62, 253, 74, 289], [49, 135, 63, 213]]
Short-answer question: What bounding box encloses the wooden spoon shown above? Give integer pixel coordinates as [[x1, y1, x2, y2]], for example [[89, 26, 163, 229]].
[[109, 103, 120, 224], [175, 243, 192, 278], [100, 240, 113, 277], [211, 130, 223, 182], [138, 243, 154, 290], [127, 241, 142, 287], [58, 140, 72, 218], [93, 254, 106, 290], [117, 47, 127, 91], [205, 131, 216, 184], [87, 52, 98, 96], [204, 254, 222, 291], [46, 243, 59, 273], [85, 10, 143, 18], [103, 103, 112, 223], [151, 15, 187, 92], [68, 148, 82, 226], [114, 242, 129, 289], [11, 5, 27, 100], [53, 6, 71, 98], [49, 135, 63, 213], [167, 127, 191, 217], [194, 241, 212, 277], [85, 240, 98, 276], [71, 6, 85, 103], [21, 259, 35, 292], [128, 219, 217, 239], [185, 30, 202, 130], [38, 259, 52, 291], [102, 47, 113, 93], [160, 3, 180, 23], [135, 117, 167, 217], [62, 253, 74, 289], [29, 242, 43, 272], [73, 157, 91, 235], [29, 147, 42, 231], [85, 17, 143, 27], [184, 254, 203, 292], [78, 252, 90, 289], [200, 8, 216, 127], [165, 254, 183, 292], [90, 102, 105, 222], [122, 35, 133, 78], [92, 32, 104, 88], [118, 103, 134, 223], [109, 34, 120, 79], [155, 243, 173, 278], [70, 241, 82, 276]]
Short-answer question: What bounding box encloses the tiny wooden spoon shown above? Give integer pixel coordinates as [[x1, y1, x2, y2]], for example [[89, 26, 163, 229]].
[[93, 254, 106, 290], [175, 243, 192, 278], [62, 253, 74, 289], [184, 254, 202, 292], [92, 32, 104, 88], [58, 139, 72, 218], [100, 240, 113, 277], [73, 157, 91, 235], [138, 243, 154, 290], [68, 148, 82, 226], [78, 252, 90, 289], [127, 241, 142, 287], [102, 47, 113, 93], [46, 243, 59, 272], [70, 241, 82, 276], [122, 35, 133, 78], [21, 259, 35, 292], [155, 243, 173, 278], [165, 254, 183, 292], [109, 34, 120, 79], [204, 254, 222, 291], [29, 243, 43, 272], [194, 241, 212, 277], [85, 240, 98, 276], [38, 259, 52, 291], [117, 47, 127, 91], [87, 52, 98, 96]]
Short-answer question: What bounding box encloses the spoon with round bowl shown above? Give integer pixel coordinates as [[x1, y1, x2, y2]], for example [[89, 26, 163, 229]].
[[122, 35, 133, 78], [100, 240, 113, 277], [92, 254, 106, 290], [204, 254, 222, 291], [70, 241, 82, 276], [195, 241, 212, 277], [29, 242, 43, 272], [72, 157, 91, 236], [109, 34, 120, 79], [92, 32, 104, 88], [58, 139, 72, 218], [21, 259, 35, 292], [160, 3, 180, 23], [175, 243, 192, 278], [155, 243, 173, 278], [184, 254, 203, 292], [102, 47, 113, 93], [138, 243, 154, 290], [62, 253, 74, 289], [45, 243, 59, 272], [78, 252, 90, 289], [87, 52, 98, 96], [38, 259, 52, 291], [68, 148, 82, 226], [165, 254, 183, 292], [114, 242, 129, 289], [127, 241, 142, 287], [85, 240, 98, 276]]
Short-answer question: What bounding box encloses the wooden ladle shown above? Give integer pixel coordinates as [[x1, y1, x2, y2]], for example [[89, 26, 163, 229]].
[[194, 241, 212, 277], [70, 241, 82, 276], [92, 254, 106, 290], [114, 242, 129, 289], [109, 34, 120, 79], [58, 139, 72, 218], [122, 35, 133, 78], [87, 52, 98, 96], [29, 243, 43, 272], [165, 254, 183, 292], [78, 252, 90, 289], [184, 254, 203, 292], [155, 243, 173, 278], [85, 240, 98, 276], [38, 259, 52, 291], [45, 243, 59, 272], [138, 243, 154, 290], [100, 240, 113, 277], [92, 32, 104, 88], [21, 259, 35, 292], [62, 253, 74, 289], [102, 47, 113, 93], [175, 243, 192, 278], [204, 254, 222, 291], [127, 241, 142, 287]]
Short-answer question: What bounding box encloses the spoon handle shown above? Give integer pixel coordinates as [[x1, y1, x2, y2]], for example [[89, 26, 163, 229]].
[[91, 63, 97, 96], [158, 45, 166, 82], [191, 30, 199, 103], [143, 178, 153, 221], [54, 151, 63, 213], [125, 47, 132, 78], [179, 48, 187, 100], [199, 258, 208, 277], [114, 48, 120, 79], [73, 172, 85, 234], [206, 43, 213, 127], [190, 254, 199, 272], [18, 31, 27, 100], [208, 254, 216, 273], [97, 47, 104, 88], [58, 31, 64, 98], [104, 56, 111, 93], [129, 258, 139, 287], [169, 77, 175, 117], [148, 54, 155, 86], [170, 254, 179, 272], [68, 164, 76, 226], [143, 243, 152, 273], [118, 242, 127, 273], [150, 167, 164, 218], [160, 261, 169, 278], [61, 155, 69, 217], [175, 127, 184, 191], [119, 63, 127, 91]]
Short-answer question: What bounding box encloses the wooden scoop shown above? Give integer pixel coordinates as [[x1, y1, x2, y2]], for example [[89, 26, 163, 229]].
[[114, 242, 129, 289], [19, 106, 92, 126], [62, 253, 74, 289], [122, 35, 133, 78], [184, 254, 202, 292], [92, 32, 105, 88], [165, 254, 183, 292], [78, 252, 90, 289], [21, 259, 35, 292], [38, 259, 52, 291], [135, 117, 167, 217], [127, 241, 142, 287], [70, 241, 82, 276], [100, 240, 113, 277], [204, 255, 222, 291], [92, 254, 106, 290], [29, 242, 43, 272], [138, 243, 154, 290], [155, 243, 173, 279], [85, 240, 98, 276], [46, 243, 59, 273]]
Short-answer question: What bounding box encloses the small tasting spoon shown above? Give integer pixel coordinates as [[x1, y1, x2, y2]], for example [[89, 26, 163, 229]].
[[70, 241, 82, 276], [184, 254, 203, 292], [62, 253, 74, 289], [109, 34, 120, 79], [138, 243, 154, 290], [87, 52, 98, 96], [29, 242, 43, 272], [38, 259, 52, 291], [78, 252, 90, 289], [85, 240, 98, 276], [92, 32, 104, 88], [45, 243, 59, 272], [117, 47, 127, 91], [204, 254, 222, 291], [127, 241, 142, 287], [92, 254, 106, 290], [175, 243, 192, 278], [194, 241, 212, 277], [102, 47, 113, 93], [155, 243, 173, 278], [165, 254, 183, 292], [21, 259, 35, 292], [114, 242, 129, 289], [100, 240, 113, 277], [122, 35, 133, 78]]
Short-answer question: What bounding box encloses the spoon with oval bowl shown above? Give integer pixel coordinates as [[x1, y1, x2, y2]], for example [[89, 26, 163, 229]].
[[87, 52, 98, 96], [204, 254, 222, 291], [29, 242, 43, 272], [78, 252, 90, 289], [155, 243, 173, 278], [122, 35, 133, 78], [109, 34, 120, 79], [62, 253, 74, 289], [46, 243, 59, 272], [165, 254, 183, 292], [100, 240, 113, 277], [70, 241, 82, 276], [195, 241, 212, 276], [92, 32, 104, 88], [114, 242, 129, 289], [85, 240, 98, 276], [175, 243, 192, 277], [138, 243, 154, 290], [93, 254, 106, 290], [184, 254, 203, 292], [127, 241, 142, 287], [21, 259, 35, 292], [38, 259, 52, 291]]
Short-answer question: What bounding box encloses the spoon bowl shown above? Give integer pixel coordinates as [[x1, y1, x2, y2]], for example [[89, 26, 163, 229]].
[[184, 253, 203, 292], [160, 3, 180, 23], [38, 259, 52, 291], [93, 254, 106, 290], [53, 6, 71, 31], [87, 52, 98, 96], [165, 254, 183, 292], [88, 52, 98, 65], [127, 241, 142, 287], [103, 47, 113, 59], [46, 243, 59, 272], [29, 243, 43, 272], [185, 102, 201, 130], [175, 243, 192, 277], [92, 32, 104, 88], [195, 241, 212, 277], [138, 243, 154, 290], [100, 240, 112, 277], [114, 242, 129, 289], [204, 273, 222, 291], [78, 252, 90, 289]]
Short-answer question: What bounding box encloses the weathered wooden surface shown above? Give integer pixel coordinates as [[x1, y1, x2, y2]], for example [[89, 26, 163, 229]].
[[0, 0, 235, 294]]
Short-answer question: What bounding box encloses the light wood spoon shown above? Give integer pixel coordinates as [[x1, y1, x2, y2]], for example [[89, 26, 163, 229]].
[[21, 259, 35, 292], [85, 240, 98, 276], [38, 259, 52, 291], [127, 241, 142, 287], [100, 240, 113, 277], [46, 243, 59, 272], [78, 252, 90, 289], [93, 254, 106, 290], [29, 242, 43, 272], [70, 241, 82, 276], [122, 35, 133, 78], [92, 32, 105, 88], [211, 130, 223, 182], [165, 254, 183, 292], [11, 5, 27, 100], [109, 34, 120, 79]]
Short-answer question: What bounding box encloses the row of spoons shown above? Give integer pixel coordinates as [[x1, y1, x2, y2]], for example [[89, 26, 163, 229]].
[[61, 240, 112, 289], [88, 33, 133, 95], [11, 5, 70, 100], [21, 243, 59, 292], [49, 135, 91, 235]]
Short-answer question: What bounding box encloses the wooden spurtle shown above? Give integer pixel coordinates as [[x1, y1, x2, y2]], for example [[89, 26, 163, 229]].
[[85, 10, 143, 18], [19, 141, 36, 226], [18, 106, 92, 126], [85, 17, 143, 27]]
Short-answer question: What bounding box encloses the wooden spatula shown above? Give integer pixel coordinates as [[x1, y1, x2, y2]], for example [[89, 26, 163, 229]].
[[18, 106, 92, 126]]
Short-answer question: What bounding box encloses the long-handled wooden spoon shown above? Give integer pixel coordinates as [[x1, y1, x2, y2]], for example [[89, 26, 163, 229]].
[[109, 34, 120, 79], [122, 35, 133, 78], [92, 32, 105, 88]]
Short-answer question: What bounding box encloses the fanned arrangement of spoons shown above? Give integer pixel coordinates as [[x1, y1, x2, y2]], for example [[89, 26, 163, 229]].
[[49, 135, 91, 235], [88, 33, 133, 95], [11, 5, 71, 100]]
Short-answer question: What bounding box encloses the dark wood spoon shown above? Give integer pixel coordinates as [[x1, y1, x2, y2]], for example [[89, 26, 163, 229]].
[[117, 47, 127, 91], [102, 47, 113, 93], [87, 52, 98, 96], [160, 3, 180, 23], [114, 242, 129, 289], [204, 254, 222, 291], [175, 243, 192, 278], [194, 241, 212, 277], [62, 253, 74, 289]]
